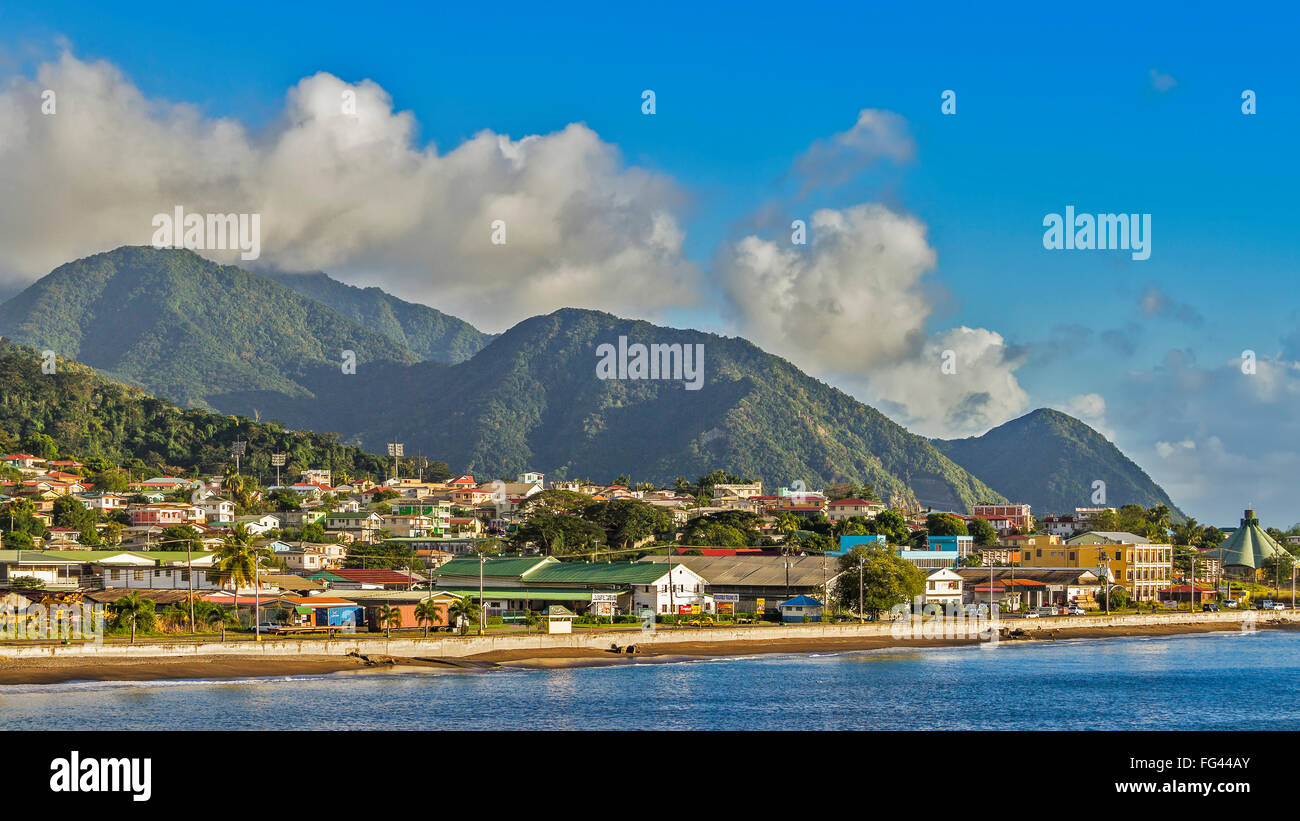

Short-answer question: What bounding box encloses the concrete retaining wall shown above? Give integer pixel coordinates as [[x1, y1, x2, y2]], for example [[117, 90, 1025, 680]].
[[0, 610, 1291, 661]]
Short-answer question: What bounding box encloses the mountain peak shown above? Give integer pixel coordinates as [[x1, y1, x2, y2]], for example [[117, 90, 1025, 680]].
[[933, 408, 1184, 519]]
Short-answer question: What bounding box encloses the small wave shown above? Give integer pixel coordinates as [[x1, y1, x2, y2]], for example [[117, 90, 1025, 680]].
[[0, 672, 347, 696]]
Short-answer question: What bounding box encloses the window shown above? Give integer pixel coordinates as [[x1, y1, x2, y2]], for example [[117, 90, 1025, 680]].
[[133, 569, 144, 581]]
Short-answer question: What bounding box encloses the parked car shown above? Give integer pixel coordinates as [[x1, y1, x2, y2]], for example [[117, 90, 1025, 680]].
[[1067, 605, 1086, 616], [1224, 600, 1239, 608], [1254, 599, 1275, 611], [1202, 602, 1220, 612], [1271, 602, 1288, 611], [1023, 611, 1041, 618], [1033, 606, 1057, 617]]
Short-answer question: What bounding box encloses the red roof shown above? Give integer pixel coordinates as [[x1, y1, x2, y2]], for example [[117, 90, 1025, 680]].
[[829, 499, 876, 506], [673, 547, 770, 556], [327, 569, 412, 584]]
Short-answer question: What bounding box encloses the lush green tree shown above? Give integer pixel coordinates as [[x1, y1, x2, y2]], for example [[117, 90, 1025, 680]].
[[966, 516, 998, 547], [925, 512, 969, 538], [3, 530, 34, 549], [871, 510, 911, 544], [683, 521, 749, 547], [89, 469, 130, 493], [582, 499, 671, 549], [22, 433, 58, 460], [510, 510, 606, 555], [211, 524, 266, 626], [426, 461, 453, 483], [448, 596, 478, 635], [52, 495, 97, 531], [375, 604, 402, 638], [110, 592, 156, 642], [414, 600, 444, 637], [960, 552, 984, 567], [834, 546, 924, 618], [269, 489, 301, 511]]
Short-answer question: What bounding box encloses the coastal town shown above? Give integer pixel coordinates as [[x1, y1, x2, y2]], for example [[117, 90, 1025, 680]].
[[1, 446, 1296, 647]]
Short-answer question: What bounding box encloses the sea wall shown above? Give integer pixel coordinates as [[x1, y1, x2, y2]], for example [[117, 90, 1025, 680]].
[[0, 609, 1292, 661]]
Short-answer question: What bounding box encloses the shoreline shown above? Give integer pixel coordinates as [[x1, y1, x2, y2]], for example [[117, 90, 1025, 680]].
[[1, 619, 1289, 684]]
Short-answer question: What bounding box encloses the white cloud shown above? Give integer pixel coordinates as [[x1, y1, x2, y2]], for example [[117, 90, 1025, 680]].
[[1154, 439, 1196, 458], [720, 204, 1028, 437], [1149, 69, 1177, 92], [789, 109, 914, 193], [1064, 392, 1107, 421], [0, 53, 699, 332], [1107, 350, 1300, 526]]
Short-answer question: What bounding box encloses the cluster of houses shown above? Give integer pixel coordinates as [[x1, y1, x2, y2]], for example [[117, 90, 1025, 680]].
[[1, 450, 1288, 628]]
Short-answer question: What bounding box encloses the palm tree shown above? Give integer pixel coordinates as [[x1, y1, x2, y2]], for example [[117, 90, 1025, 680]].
[[414, 599, 444, 637], [211, 524, 265, 632], [376, 604, 402, 638], [111, 592, 152, 644], [525, 609, 542, 635], [448, 596, 478, 636]]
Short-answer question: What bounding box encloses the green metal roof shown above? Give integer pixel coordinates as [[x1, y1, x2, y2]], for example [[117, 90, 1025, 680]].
[[1214, 510, 1285, 571], [436, 587, 593, 601], [526, 561, 669, 584], [436, 556, 556, 578]]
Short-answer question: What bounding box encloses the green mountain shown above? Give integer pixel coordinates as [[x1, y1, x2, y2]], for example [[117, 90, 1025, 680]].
[[0, 338, 389, 480], [932, 408, 1185, 519], [264, 270, 494, 363], [0, 247, 1029, 509], [249, 308, 1008, 511], [0, 247, 418, 409]]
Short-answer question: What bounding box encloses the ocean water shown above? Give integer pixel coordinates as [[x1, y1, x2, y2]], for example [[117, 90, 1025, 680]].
[[2, 630, 1297, 730]]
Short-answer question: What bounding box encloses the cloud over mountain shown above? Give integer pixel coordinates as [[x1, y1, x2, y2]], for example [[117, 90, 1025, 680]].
[[0, 52, 699, 333]]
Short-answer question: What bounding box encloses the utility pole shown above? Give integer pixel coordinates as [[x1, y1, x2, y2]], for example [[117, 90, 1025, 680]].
[[478, 550, 485, 636], [859, 553, 866, 623], [186, 535, 195, 633]]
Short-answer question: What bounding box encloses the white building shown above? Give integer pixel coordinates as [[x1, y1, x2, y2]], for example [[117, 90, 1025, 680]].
[[922, 568, 964, 607], [629, 563, 713, 616]]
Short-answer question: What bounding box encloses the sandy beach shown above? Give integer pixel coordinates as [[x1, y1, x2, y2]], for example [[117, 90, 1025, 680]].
[[1, 619, 1291, 684], [0, 654, 370, 685]]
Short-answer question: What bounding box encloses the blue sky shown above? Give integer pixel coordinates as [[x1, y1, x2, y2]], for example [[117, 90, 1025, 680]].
[[1, 1, 1297, 526]]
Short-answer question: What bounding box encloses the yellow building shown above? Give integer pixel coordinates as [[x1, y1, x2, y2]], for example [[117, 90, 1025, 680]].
[[1020, 541, 1172, 602], [997, 533, 1061, 549]]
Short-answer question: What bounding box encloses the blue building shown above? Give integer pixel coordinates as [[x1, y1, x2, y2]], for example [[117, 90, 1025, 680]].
[[777, 595, 824, 623], [830, 534, 887, 557], [896, 534, 973, 570]]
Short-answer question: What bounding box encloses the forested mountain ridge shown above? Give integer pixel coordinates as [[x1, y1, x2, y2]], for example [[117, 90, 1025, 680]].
[[0, 246, 418, 409], [246, 307, 1010, 511], [0, 337, 389, 481], [263, 269, 494, 363]]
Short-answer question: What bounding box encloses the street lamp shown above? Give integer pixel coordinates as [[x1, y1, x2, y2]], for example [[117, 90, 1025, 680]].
[[387, 443, 404, 482], [271, 453, 286, 488], [231, 441, 246, 476]]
